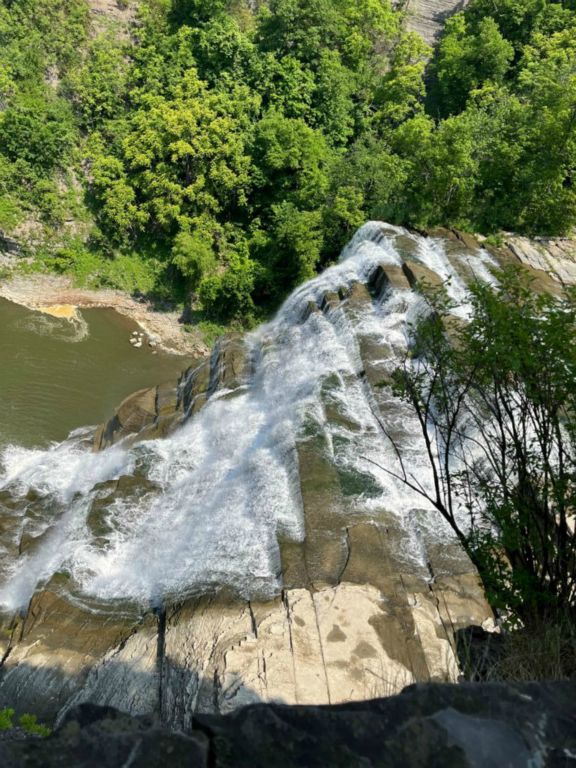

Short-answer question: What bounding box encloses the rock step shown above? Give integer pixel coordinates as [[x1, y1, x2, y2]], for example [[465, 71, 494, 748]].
[[289, 412, 349, 589], [94, 334, 252, 450], [485, 241, 566, 296], [0, 589, 138, 723], [369, 263, 412, 299], [208, 334, 251, 395], [0, 548, 491, 728], [402, 259, 446, 289], [179, 357, 210, 417]]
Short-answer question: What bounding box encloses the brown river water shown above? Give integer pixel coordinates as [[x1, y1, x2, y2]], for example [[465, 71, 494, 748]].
[[0, 297, 189, 448]]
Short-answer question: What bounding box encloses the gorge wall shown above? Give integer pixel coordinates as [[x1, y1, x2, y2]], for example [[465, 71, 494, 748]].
[[0, 224, 574, 728]]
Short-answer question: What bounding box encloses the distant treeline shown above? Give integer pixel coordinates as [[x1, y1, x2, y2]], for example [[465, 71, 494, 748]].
[[0, 0, 574, 322]]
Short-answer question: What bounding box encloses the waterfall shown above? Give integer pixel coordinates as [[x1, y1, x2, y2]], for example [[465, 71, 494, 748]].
[[0, 224, 498, 613]]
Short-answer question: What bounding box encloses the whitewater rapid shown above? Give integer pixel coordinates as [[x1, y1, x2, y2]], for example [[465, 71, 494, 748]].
[[0, 224, 498, 611]]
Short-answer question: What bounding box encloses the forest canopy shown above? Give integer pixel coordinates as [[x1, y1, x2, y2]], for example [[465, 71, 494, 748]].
[[0, 0, 574, 322]]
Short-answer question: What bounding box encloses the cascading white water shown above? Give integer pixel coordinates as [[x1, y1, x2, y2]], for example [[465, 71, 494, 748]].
[[0, 224, 498, 612]]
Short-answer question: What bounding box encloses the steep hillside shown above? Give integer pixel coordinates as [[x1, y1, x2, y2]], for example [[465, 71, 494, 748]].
[[0, 0, 574, 334]]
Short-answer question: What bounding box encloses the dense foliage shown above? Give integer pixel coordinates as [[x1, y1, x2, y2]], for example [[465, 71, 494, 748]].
[[0, 0, 574, 321], [0, 707, 51, 736], [390, 271, 576, 624]]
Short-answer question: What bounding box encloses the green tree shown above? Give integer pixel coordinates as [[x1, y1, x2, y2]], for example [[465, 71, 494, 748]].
[[0, 90, 76, 174], [310, 50, 355, 146], [0, 0, 572, 327], [170, 0, 228, 25], [68, 34, 129, 128], [465, 0, 546, 48], [387, 271, 576, 622], [192, 15, 257, 84], [252, 110, 334, 210], [430, 15, 514, 117], [269, 201, 325, 284], [373, 32, 431, 129], [91, 68, 254, 242], [257, 0, 398, 70], [199, 249, 257, 322], [513, 28, 576, 233], [171, 221, 218, 287], [254, 54, 315, 120], [90, 153, 148, 242]]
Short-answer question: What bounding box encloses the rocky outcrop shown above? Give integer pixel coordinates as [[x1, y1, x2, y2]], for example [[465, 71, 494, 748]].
[[93, 334, 251, 449], [87, 0, 136, 39], [421, 226, 576, 293], [0, 590, 138, 723], [94, 387, 162, 449], [2, 681, 575, 767], [0, 551, 493, 728], [402, 0, 470, 43], [486, 234, 576, 290], [1, 225, 573, 729]]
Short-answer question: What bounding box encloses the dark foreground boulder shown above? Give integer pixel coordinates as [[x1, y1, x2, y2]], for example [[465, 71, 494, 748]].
[[1, 681, 574, 767]]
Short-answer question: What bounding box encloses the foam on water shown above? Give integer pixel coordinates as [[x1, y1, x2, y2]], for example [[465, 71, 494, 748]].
[[16, 312, 89, 343], [0, 224, 497, 610], [0, 436, 133, 504]]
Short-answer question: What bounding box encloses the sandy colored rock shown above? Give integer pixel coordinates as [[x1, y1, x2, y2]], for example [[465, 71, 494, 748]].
[[161, 596, 255, 729], [313, 583, 415, 700], [344, 281, 373, 314], [403, 258, 447, 289], [56, 615, 160, 724], [0, 590, 137, 723], [87, 0, 137, 39], [505, 235, 576, 286], [401, 0, 471, 43], [370, 263, 412, 298]]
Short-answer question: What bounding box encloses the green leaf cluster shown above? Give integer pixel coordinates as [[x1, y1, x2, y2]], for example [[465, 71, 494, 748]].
[[72, 0, 403, 318], [0, 0, 574, 325], [393, 271, 576, 622], [0, 707, 51, 737]]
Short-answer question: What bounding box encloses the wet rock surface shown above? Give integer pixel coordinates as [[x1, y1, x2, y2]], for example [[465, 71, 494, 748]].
[[1, 225, 574, 727], [1, 681, 575, 767]]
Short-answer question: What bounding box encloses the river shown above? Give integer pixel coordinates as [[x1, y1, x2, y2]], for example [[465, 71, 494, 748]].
[[0, 298, 189, 448]]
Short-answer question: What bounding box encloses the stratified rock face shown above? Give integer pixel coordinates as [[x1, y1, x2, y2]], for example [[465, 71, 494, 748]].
[[1, 681, 575, 768], [402, 0, 470, 43], [486, 234, 576, 291], [93, 334, 250, 449], [0, 223, 573, 728]]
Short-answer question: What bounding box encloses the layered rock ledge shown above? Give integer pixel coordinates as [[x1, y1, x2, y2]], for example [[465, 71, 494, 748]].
[[1, 226, 574, 729]]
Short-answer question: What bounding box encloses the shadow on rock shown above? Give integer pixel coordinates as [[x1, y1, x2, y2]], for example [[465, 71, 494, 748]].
[[1, 679, 575, 767]]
